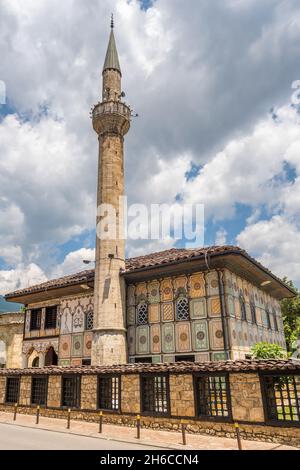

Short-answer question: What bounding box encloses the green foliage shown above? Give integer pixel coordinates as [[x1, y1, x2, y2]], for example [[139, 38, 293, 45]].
[[280, 279, 300, 352], [251, 342, 287, 359]]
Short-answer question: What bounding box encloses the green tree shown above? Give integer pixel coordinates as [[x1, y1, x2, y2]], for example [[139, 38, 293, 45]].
[[280, 278, 300, 352], [251, 342, 287, 359]]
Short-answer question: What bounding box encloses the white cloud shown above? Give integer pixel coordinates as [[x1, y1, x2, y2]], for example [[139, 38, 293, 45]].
[[215, 228, 228, 246], [0, 263, 47, 296]]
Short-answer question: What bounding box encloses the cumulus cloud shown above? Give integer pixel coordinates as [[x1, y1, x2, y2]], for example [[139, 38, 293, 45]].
[[1, 0, 300, 292]]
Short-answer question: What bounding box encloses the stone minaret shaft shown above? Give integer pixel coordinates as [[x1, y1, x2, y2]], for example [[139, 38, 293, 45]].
[[91, 21, 131, 365]]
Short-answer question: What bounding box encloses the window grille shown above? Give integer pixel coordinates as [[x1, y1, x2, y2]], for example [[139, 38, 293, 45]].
[[62, 376, 81, 408], [31, 377, 48, 405], [195, 374, 231, 419], [239, 294, 247, 321], [176, 297, 190, 321], [98, 375, 120, 411], [137, 302, 148, 325], [6, 377, 20, 404], [30, 309, 42, 331], [250, 300, 257, 325], [45, 306, 57, 329], [86, 310, 94, 330], [261, 374, 300, 425], [141, 375, 169, 416]]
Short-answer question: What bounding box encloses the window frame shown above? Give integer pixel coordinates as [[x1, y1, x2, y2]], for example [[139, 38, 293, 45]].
[[61, 375, 81, 409], [136, 301, 149, 326], [97, 374, 121, 413], [31, 375, 48, 406], [5, 376, 21, 405], [30, 308, 42, 331], [85, 310, 94, 331], [260, 371, 300, 427], [140, 373, 170, 417], [239, 293, 247, 322], [193, 372, 233, 422], [175, 296, 190, 322], [44, 306, 58, 330]]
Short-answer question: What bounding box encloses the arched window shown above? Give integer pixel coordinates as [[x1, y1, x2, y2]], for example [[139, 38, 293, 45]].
[[137, 302, 148, 325], [176, 297, 190, 321], [45, 347, 58, 366], [86, 310, 94, 331], [239, 292, 247, 321], [32, 357, 39, 368]]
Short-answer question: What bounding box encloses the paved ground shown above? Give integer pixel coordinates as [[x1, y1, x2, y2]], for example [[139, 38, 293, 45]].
[[0, 411, 298, 451], [0, 423, 162, 450]]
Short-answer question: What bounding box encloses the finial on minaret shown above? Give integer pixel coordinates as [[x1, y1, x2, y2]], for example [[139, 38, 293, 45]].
[[111, 13, 114, 29]]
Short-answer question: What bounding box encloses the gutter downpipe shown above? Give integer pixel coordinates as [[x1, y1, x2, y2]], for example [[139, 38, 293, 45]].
[[217, 269, 231, 360]]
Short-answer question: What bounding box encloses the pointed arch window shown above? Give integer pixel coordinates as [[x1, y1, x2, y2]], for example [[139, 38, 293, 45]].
[[176, 296, 190, 321], [137, 302, 148, 325], [86, 310, 94, 331], [239, 292, 247, 321]]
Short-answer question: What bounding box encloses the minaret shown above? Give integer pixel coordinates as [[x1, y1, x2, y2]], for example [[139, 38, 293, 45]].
[[91, 17, 131, 365]]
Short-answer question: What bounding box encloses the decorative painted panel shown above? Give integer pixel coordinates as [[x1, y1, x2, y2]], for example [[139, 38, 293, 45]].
[[73, 304, 84, 333], [227, 295, 235, 318], [229, 320, 238, 347], [163, 355, 175, 363], [162, 302, 174, 322], [59, 334, 71, 359], [224, 270, 233, 295], [127, 307, 135, 326], [59, 359, 70, 366], [175, 322, 191, 353], [60, 304, 72, 334], [212, 352, 227, 361], [152, 356, 162, 364], [161, 278, 173, 302], [162, 323, 175, 354], [208, 297, 221, 317], [149, 304, 160, 323], [151, 325, 161, 354], [72, 334, 83, 358], [136, 282, 147, 302], [174, 276, 188, 296], [83, 332, 93, 357], [127, 326, 135, 356], [209, 320, 224, 350], [189, 273, 205, 298], [136, 326, 150, 355], [206, 272, 219, 297], [190, 298, 207, 319], [192, 321, 209, 351], [148, 281, 160, 304], [242, 323, 249, 347], [234, 298, 241, 319], [71, 358, 82, 366], [195, 352, 210, 362], [25, 311, 31, 333], [127, 284, 136, 306]]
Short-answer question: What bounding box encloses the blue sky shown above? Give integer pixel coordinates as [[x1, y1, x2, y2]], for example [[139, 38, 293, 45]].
[[0, 0, 300, 295]]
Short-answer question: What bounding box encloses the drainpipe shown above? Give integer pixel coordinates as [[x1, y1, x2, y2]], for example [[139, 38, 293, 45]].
[[217, 270, 231, 360]]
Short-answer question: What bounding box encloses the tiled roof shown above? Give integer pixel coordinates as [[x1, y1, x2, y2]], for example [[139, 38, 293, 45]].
[[1, 360, 299, 376], [5, 245, 294, 299]]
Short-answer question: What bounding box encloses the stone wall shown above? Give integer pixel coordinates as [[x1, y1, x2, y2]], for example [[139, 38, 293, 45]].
[[170, 374, 195, 417], [0, 369, 299, 447], [230, 373, 265, 422], [47, 376, 61, 408], [0, 312, 24, 369], [121, 374, 140, 414]]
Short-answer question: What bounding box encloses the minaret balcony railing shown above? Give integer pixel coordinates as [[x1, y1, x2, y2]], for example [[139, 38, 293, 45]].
[[92, 101, 131, 121]]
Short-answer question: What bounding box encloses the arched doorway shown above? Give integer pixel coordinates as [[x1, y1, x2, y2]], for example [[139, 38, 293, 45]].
[[45, 347, 58, 366]]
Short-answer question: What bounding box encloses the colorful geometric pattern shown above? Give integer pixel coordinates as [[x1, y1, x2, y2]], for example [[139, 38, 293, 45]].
[[192, 321, 209, 351], [175, 322, 191, 352], [149, 304, 160, 323], [190, 298, 207, 319], [151, 325, 161, 354], [162, 323, 175, 354], [72, 334, 83, 357], [162, 302, 174, 322], [136, 326, 149, 355], [59, 334, 71, 359]]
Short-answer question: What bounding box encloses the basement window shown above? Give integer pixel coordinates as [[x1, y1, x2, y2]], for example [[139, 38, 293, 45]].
[[31, 376, 48, 406], [5, 377, 20, 404], [261, 373, 300, 425], [141, 374, 170, 416], [194, 373, 231, 420], [61, 376, 81, 409]]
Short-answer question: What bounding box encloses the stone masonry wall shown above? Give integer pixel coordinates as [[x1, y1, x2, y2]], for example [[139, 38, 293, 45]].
[[81, 375, 97, 410], [121, 374, 140, 414], [230, 373, 265, 422], [0, 376, 6, 404], [170, 374, 195, 417], [47, 376, 61, 408], [19, 376, 31, 406]]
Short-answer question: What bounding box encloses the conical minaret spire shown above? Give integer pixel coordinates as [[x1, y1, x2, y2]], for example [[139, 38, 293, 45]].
[[103, 15, 121, 75]]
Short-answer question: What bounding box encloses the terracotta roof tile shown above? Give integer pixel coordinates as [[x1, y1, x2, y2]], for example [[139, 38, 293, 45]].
[[4, 245, 294, 299], [1, 359, 299, 376]]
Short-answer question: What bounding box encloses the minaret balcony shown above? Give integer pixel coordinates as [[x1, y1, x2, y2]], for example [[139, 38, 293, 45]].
[[92, 100, 131, 137]]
